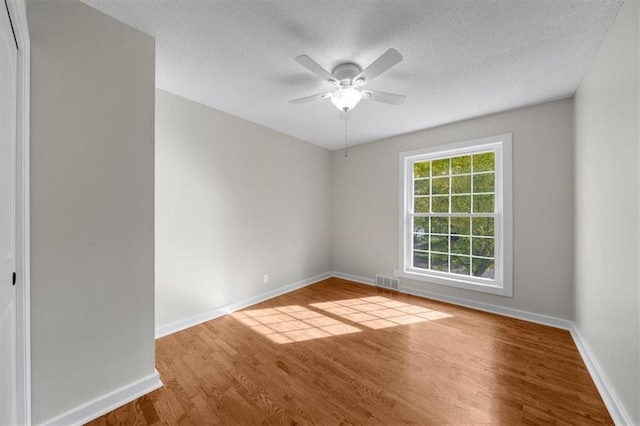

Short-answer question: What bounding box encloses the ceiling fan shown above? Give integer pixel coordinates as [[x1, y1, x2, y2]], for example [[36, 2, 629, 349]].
[[289, 48, 406, 112]]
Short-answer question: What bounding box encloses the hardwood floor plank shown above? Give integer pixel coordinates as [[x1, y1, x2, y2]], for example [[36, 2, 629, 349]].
[[87, 278, 612, 425]]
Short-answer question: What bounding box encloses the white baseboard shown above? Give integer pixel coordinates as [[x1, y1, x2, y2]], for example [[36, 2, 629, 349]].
[[569, 325, 634, 426], [331, 271, 572, 330], [41, 370, 162, 426], [400, 285, 573, 330], [331, 271, 634, 425], [331, 271, 376, 286], [155, 272, 333, 338]]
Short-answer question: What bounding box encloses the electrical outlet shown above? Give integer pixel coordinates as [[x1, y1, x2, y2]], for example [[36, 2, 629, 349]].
[[393, 269, 399, 277], [263, 274, 269, 284]]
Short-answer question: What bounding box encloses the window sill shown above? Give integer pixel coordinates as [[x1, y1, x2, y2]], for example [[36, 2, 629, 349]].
[[399, 269, 513, 297]]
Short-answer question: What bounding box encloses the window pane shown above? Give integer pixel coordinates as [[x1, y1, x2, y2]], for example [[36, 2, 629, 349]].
[[472, 217, 494, 236], [413, 251, 428, 269], [430, 235, 448, 253], [451, 236, 470, 255], [432, 177, 449, 195], [473, 173, 494, 193], [450, 255, 471, 275], [430, 253, 448, 272], [472, 237, 494, 257], [451, 155, 471, 174], [414, 196, 430, 213], [414, 161, 430, 178], [473, 194, 494, 213], [413, 234, 429, 251], [414, 217, 429, 233], [451, 217, 470, 235], [451, 195, 471, 213], [414, 178, 430, 195], [472, 258, 494, 279], [484, 266, 495, 279], [451, 175, 471, 194], [473, 152, 494, 172], [432, 196, 449, 213], [432, 158, 450, 176], [430, 217, 448, 234]]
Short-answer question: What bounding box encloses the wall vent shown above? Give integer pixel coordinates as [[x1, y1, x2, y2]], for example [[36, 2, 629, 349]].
[[375, 274, 399, 290]]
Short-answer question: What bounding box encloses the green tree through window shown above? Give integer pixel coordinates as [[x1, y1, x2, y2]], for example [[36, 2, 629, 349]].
[[411, 152, 496, 279]]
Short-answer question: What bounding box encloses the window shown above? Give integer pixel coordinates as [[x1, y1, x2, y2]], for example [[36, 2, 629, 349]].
[[399, 134, 513, 296]]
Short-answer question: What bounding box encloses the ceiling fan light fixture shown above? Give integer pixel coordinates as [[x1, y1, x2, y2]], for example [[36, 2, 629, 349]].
[[290, 49, 405, 111], [331, 86, 362, 112]]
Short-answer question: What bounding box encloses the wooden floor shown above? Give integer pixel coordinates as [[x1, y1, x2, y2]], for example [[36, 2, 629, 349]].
[[88, 278, 611, 425]]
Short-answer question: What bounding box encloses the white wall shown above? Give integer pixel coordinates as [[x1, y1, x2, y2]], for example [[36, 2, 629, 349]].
[[574, 0, 639, 423], [331, 99, 574, 319], [27, 1, 156, 423], [155, 90, 331, 330]]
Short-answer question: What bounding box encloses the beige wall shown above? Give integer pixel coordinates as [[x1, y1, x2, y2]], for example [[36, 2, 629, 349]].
[[155, 90, 331, 329], [331, 99, 574, 319], [574, 0, 640, 423], [27, 1, 156, 423]]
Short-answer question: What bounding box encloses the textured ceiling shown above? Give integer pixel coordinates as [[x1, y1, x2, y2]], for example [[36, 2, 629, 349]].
[[81, 0, 622, 150]]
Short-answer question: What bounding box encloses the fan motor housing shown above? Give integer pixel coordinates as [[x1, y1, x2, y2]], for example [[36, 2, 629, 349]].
[[332, 63, 361, 85]]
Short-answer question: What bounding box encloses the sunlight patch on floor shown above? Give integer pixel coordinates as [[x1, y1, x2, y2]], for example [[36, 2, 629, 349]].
[[231, 295, 453, 344], [231, 305, 361, 344], [310, 296, 452, 330]]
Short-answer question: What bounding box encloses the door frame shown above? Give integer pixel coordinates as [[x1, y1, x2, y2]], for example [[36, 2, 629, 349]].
[[5, 0, 30, 423]]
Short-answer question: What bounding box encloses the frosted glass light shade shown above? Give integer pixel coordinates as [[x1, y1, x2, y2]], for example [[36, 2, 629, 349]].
[[331, 87, 362, 111]]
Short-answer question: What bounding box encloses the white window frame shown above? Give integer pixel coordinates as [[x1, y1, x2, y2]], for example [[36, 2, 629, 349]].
[[398, 133, 513, 296]]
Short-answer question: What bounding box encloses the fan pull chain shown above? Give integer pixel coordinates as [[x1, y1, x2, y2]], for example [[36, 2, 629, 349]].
[[344, 112, 349, 158]]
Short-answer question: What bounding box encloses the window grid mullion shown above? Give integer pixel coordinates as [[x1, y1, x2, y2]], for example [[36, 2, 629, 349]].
[[470, 154, 474, 274], [447, 158, 452, 273], [429, 160, 433, 214], [428, 216, 431, 270], [413, 212, 497, 218], [429, 161, 433, 270]]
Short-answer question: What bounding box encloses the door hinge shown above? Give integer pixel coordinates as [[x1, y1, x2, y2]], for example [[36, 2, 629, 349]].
[[12, 272, 16, 286]]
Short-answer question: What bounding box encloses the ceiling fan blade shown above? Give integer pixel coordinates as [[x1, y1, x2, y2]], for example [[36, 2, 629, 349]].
[[361, 89, 406, 106], [356, 49, 403, 84], [295, 55, 337, 83], [289, 92, 332, 105]]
